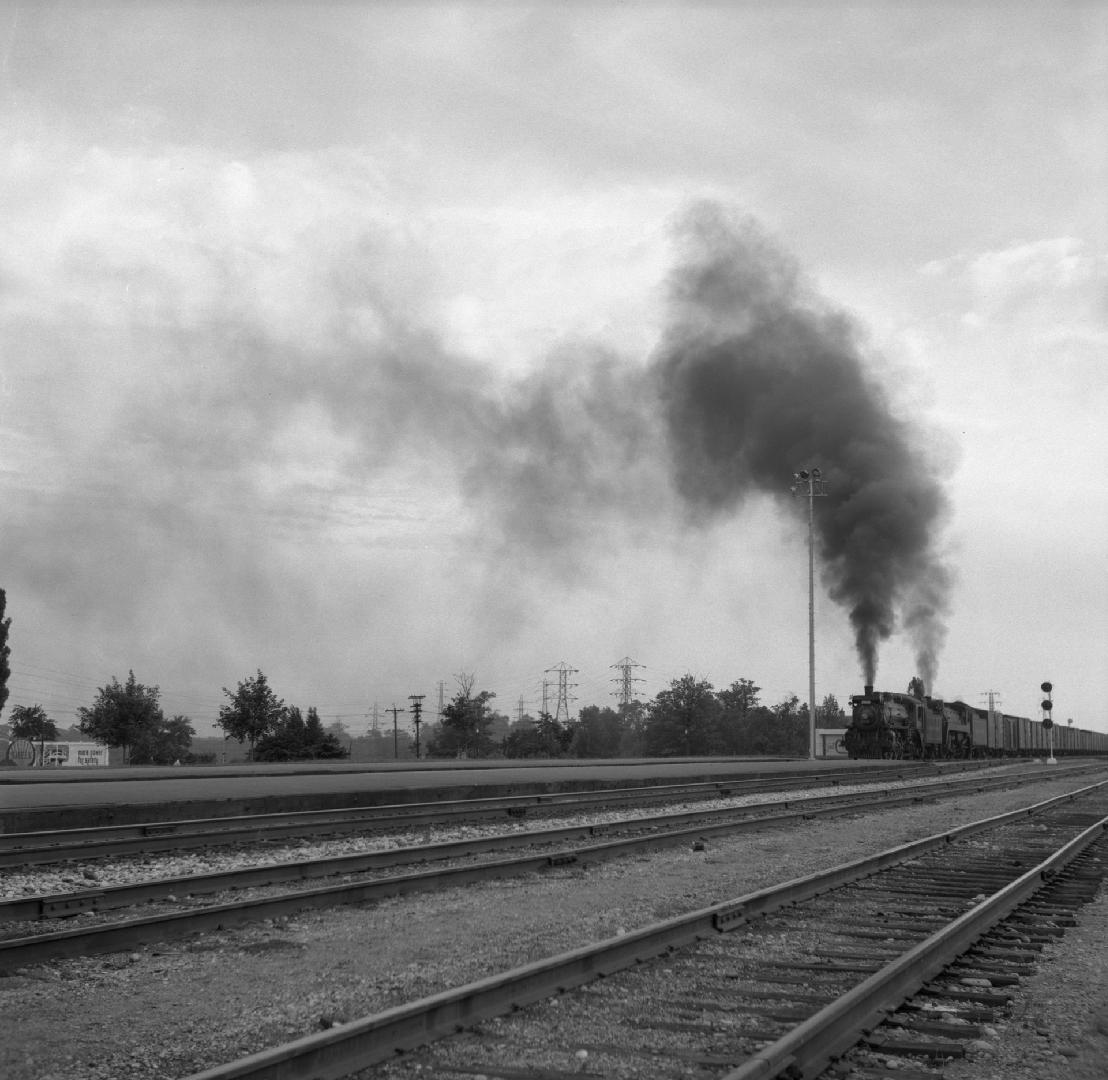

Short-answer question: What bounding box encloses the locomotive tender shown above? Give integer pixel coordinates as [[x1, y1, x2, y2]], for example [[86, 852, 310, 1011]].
[[844, 684, 1107, 759]]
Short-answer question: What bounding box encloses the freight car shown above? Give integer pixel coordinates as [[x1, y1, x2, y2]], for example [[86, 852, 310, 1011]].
[[843, 684, 1108, 759]]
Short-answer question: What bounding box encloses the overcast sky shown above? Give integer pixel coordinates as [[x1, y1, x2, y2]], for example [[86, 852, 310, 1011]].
[[1, 2, 1105, 738]]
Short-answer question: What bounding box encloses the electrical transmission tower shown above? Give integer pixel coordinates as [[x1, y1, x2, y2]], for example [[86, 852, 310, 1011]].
[[611, 656, 645, 707], [544, 662, 578, 723], [980, 690, 1002, 721]]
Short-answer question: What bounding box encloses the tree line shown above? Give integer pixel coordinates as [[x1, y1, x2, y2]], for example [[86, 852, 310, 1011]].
[[425, 673, 846, 760], [2, 656, 846, 765], [2, 668, 346, 765]]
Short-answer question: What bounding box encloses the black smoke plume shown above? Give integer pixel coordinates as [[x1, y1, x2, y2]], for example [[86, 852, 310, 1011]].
[[456, 202, 952, 688], [651, 203, 952, 688]]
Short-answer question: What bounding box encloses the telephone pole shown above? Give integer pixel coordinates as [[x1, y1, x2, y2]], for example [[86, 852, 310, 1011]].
[[386, 703, 405, 760], [791, 467, 828, 760], [408, 695, 425, 760]]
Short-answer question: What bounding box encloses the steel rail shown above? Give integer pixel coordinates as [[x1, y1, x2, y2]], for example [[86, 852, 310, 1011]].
[[718, 817, 1108, 1079], [0, 777, 1002, 967], [3, 759, 1085, 869], [3, 769, 1093, 971], [1, 764, 1091, 928], [174, 780, 1108, 1080]]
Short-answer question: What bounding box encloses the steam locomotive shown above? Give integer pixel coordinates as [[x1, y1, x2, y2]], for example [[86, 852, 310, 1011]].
[[843, 685, 1108, 759]]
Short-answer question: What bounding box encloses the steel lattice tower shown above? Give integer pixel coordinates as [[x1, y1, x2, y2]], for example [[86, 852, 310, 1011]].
[[545, 662, 578, 723], [611, 656, 645, 707]]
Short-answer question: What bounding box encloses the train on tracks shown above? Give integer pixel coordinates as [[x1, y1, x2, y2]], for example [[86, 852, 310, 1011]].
[[844, 684, 1108, 760]]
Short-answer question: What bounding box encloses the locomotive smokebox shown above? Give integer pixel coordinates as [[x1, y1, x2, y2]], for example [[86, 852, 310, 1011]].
[[864, 684, 873, 697]]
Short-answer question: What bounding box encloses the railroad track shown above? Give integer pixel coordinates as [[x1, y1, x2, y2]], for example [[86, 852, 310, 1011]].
[[0, 761, 997, 865], [176, 778, 1108, 1080], [1, 763, 1102, 975]]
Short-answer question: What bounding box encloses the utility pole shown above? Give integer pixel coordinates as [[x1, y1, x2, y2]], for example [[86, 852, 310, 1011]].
[[980, 690, 1001, 748], [611, 657, 645, 708], [387, 703, 405, 760], [791, 467, 828, 761], [517, 696, 526, 724], [545, 662, 578, 723], [408, 695, 425, 760]]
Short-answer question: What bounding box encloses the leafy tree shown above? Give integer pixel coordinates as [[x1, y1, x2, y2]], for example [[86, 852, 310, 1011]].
[[77, 671, 164, 763], [765, 694, 809, 755], [716, 679, 761, 754], [255, 705, 349, 762], [427, 673, 497, 758], [0, 588, 10, 720], [818, 693, 846, 725], [218, 670, 286, 758], [503, 712, 572, 758], [254, 706, 307, 761], [9, 704, 59, 742], [569, 705, 625, 758], [502, 717, 544, 758], [644, 675, 721, 756], [306, 707, 347, 759], [130, 714, 196, 765], [617, 701, 647, 756]]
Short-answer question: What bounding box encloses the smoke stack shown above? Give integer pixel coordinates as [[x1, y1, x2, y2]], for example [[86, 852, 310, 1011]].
[[864, 684, 874, 698]]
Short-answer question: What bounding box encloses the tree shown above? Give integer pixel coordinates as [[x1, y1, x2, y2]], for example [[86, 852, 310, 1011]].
[[428, 673, 498, 758], [616, 701, 647, 757], [569, 705, 625, 758], [716, 679, 762, 754], [306, 707, 347, 759], [644, 675, 721, 756], [0, 588, 10, 721], [254, 705, 349, 762], [77, 671, 165, 763], [818, 693, 846, 725], [255, 706, 307, 762], [130, 714, 196, 765], [9, 704, 59, 742], [502, 717, 545, 759], [218, 670, 286, 758]]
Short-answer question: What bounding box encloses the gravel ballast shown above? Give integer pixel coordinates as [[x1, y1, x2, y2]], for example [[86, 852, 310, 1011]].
[[2, 767, 1106, 1079]]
